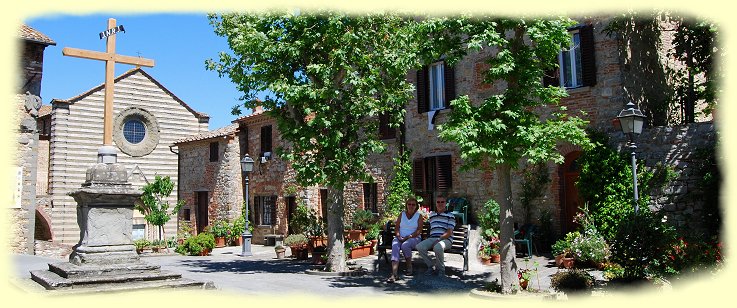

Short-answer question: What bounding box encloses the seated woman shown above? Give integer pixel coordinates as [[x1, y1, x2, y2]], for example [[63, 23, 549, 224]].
[[387, 197, 424, 283]]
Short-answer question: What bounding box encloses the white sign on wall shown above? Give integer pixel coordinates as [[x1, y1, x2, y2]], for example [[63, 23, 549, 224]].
[[13, 166, 23, 208]]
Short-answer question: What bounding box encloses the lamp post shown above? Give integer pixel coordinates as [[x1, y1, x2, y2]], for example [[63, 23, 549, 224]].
[[240, 154, 255, 256], [616, 102, 647, 214]]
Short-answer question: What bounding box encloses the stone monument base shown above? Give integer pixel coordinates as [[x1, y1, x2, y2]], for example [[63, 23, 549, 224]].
[[30, 260, 215, 292]]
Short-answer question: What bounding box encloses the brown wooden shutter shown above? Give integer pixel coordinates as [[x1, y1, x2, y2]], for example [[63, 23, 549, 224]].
[[254, 196, 261, 225], [443, 62, 456, 108], [261, 125, 272, 154], [435, 155, 453, 190], [580, 25, 597, 87], [412, 158, 425, 191], [416, 66, 429, 114], [378, 113, 396, 139], [240, 126, 249, 156], [270, 196, 277, 226]]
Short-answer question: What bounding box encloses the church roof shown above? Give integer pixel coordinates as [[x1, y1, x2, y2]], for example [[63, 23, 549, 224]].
[[173, 123, 239, 145], [50, 67, 210, 120], [19, 24, 56, 46]]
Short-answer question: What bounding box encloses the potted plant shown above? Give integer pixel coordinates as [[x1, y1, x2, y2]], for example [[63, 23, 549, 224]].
[[210, 220, 229, 248], [346, 239, 372, 259], [274, 245, 286, 259], [364, 222, 381, 254], [231, 216, 245, 246], [550, 269, 595, 296], [284, 234, 309, 260], [133, 239, 150, 254], [553, 232, 578, 268], [517, 259, 539, 291], [175, 232, 215, 256], [348, 209, 375, 241], [311, 246, 327, 265], [177, 221, 194, 245]]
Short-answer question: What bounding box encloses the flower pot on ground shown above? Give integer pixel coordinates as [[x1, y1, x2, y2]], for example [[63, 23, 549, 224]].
[[214, 236, 226, 248], [550, 269, 594, 296], [561, 257, 575, 269], [133, 239, 150, 254], [311, 247, 327, 265], [284, 234, 310, 260], [490, 253, 501, 263], [479, 257, 492, 266], [275, 245, 286, 259]]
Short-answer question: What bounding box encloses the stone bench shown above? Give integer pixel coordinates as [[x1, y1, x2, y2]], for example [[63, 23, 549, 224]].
[[264, 234, 284, 246]]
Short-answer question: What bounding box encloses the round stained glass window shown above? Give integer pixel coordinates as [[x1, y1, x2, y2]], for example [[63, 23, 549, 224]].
[[123, 119, 146, 144]]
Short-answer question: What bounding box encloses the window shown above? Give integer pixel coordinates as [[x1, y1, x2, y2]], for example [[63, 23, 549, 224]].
[[378, 113, 396, 140], [123, 119, 146, 144], [417, 61, 455, 113], [260, 125, 272, 156], [254, 196, 277, 226], [363, 183, 378, 213], [429, 62, 445, 110], [209, 142, 219, 162], [560, 30, 583, 88], [412, 155, 453, 192], [181, 209, 191, 221], [132, 224, 146, 240], [544, 25, 596, 89]]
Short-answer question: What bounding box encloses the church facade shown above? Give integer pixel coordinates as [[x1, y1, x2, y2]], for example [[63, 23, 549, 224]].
[[41, 68, 209, 245]]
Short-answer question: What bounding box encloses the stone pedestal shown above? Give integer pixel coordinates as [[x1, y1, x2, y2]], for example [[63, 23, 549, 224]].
[[68, 161, 141, 265], [30, 149, 214, 292]]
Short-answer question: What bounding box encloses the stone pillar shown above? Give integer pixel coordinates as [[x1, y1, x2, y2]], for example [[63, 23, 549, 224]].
[[67, 152, 142, 265]]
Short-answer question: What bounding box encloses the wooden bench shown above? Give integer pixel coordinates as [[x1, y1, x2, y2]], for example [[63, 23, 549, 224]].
[[376, 220, 470, 272]]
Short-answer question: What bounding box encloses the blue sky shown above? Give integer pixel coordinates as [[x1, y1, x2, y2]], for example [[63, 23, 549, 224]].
[[27, 13, 256, 130]]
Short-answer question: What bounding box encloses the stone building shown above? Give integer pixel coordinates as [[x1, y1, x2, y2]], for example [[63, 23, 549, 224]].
[[40, 68, 209, 245], [176, 106, 396, 244], [403, 16, 717, 240], [10, 25, 56, 254]]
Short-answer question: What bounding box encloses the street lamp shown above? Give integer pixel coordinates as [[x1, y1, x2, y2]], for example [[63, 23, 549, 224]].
[[240, 154, 255, 257], [617, 102, 647, 214]]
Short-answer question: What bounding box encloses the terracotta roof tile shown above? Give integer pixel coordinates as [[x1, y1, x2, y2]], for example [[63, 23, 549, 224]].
[[19, 24, 56, 46], [38, 105, 52, 117], [173, 123, 239, 144]]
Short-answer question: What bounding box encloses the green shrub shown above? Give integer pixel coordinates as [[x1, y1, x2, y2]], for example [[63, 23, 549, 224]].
[[284, 234, 308, 247], [351, 209, 376, 230], [133, 239, 151, 250], [365, 222, 381, 241], [177, 232, 216, 256], [477, 199, 500, 239], [550, 269, 594, 293], [609, 211, 676, 280]]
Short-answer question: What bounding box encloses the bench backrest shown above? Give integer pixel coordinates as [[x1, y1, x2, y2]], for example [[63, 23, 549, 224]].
[[380, 220, 468, 253]]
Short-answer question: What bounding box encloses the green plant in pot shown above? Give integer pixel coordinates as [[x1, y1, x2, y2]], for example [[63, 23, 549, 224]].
[[274, 245, 286, 259], [284, 234, 309, 260], [550, 269, 595, 295], [133, 239, 151, 253]]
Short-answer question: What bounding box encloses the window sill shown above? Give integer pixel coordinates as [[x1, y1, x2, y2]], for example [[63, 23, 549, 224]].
[[564, 86, 592, 94]]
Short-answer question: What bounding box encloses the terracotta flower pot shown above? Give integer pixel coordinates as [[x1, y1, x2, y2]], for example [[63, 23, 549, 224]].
[[490, 254, 501, 263], [215, 236, 226, 248], [561, 257, 575, 269]]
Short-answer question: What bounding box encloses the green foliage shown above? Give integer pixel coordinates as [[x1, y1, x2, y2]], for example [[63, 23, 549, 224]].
[[231, 215, 254, 238], [537, 209, 555, 252], [609, 210, 676, 280], [176, 233, 215, 256], [692, 143, 722, 239], [551, 231, 578, 257], [284, 234, 309, 247], [577, 130, 653, 241], [210, 220, 230, 237], [569, 207, 610, 265], [519, 163, 550, 223], [364, 222, 382, 241], [137, 176, 184, 240], [207, 11, 422, 190], [550, 269, 594, 293], [477, 199, 500, 239], [289, 202, 313, 235], [133, 239, 150, 250], [351, 209, 376, 230], [384, 150, 413, 221]]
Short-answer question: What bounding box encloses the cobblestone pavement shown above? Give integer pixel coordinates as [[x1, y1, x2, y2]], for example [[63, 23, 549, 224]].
[[11, 244, 575, 298]]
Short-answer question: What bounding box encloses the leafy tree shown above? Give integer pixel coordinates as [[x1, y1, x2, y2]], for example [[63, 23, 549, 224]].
[[136, 175, 184, 241], [434, 17, 592, 293], [207, 11, 422, 272]]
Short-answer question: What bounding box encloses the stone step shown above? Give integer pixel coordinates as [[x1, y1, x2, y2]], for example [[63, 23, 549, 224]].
[[30, 270, 214, 294], [31, 268, 185, 290], [48, 261, 161, 278]]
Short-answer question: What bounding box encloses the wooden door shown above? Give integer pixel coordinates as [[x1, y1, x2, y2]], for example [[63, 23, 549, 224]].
[[196, 191, 209, 234], [561, 151, 582, 234], [286, 196, 296, 234]]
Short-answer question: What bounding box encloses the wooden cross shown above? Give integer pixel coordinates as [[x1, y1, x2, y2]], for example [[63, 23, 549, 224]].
[[62, 18, 155, 146]]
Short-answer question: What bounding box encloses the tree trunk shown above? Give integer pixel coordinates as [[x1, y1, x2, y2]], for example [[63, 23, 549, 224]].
[[497, 163, 519, 293], [325, 186, 347, 272]]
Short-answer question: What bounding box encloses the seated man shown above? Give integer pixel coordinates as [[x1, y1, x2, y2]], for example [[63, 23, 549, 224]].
[[416, 196, 456, 277]]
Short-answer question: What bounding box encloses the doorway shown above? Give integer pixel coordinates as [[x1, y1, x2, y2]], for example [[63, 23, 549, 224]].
[[286, 196, 296, 234], [196, 191, 209, 234], [560, 151, 583, 234]]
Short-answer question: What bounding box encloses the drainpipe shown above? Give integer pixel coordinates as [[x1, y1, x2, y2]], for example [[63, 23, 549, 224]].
[[169, 144, 181, 232]]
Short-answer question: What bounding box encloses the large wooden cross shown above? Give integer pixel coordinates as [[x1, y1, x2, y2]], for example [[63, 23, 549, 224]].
[[62, 18, 155, 146]]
